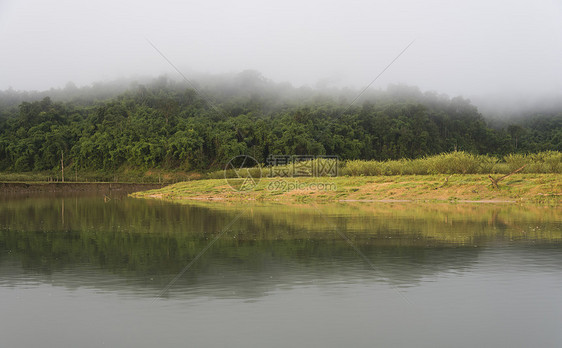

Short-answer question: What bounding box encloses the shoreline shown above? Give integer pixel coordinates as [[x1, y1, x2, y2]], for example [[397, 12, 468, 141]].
[[0, 182, 165, 194]]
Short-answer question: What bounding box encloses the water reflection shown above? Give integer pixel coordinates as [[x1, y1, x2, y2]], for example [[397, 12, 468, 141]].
[[2, 193, 562, 348], [1, 193, 560, 299]]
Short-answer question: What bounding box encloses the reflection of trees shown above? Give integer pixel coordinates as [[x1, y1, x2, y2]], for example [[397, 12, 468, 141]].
[[0, 194, 560, 298]]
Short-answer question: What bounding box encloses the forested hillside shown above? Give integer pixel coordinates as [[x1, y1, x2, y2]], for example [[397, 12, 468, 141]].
[[1, 74, 560, 173]]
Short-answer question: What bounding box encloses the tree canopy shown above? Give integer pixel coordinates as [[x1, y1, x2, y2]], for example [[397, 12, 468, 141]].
[[0, 76, 560, 173]]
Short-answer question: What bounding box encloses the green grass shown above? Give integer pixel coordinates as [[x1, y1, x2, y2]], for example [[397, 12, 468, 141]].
[[131, 174, 561, 205], [341, 151, 561, 176], [211, 151, 562, 179]]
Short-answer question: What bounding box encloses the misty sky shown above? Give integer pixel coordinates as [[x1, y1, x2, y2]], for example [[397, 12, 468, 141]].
[[1, 0, 561, 98]]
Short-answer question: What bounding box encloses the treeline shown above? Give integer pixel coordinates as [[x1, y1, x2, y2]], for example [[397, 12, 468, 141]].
[[0, 75, 561, 173]]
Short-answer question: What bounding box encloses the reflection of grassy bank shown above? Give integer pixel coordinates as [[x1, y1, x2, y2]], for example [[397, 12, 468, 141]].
[[1, 196, 561, 292], [164, 200, 562, 244], [2, 195, 561, 247], [132, 174, 561, 204]]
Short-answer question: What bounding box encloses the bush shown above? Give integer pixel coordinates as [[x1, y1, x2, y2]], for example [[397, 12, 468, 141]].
[[523, 151, 562, 174], [504, 153, 528, 172]]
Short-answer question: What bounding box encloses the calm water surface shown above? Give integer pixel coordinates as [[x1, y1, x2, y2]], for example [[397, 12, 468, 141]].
[[1, 192, 561, 347]]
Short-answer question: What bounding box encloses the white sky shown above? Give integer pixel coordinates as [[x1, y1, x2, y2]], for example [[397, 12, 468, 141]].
[[1, 0, 561, 98]]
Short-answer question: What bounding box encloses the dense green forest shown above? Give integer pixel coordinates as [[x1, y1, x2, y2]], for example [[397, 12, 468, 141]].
[[1, 73, 561, 174]]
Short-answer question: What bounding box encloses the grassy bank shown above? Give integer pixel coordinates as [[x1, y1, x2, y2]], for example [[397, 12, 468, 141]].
[[0, 168, 199, 184], [131, 174, 561, 204]]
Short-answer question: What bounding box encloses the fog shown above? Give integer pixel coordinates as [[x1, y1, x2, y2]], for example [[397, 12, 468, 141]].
[[1, 0, 562, 104]]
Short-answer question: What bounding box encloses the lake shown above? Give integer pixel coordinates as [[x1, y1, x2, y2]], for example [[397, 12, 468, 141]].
[[1, 192, 561, 347]]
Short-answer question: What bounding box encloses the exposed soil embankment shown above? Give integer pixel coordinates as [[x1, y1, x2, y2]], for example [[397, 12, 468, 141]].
[[0, 182, 164, 194]]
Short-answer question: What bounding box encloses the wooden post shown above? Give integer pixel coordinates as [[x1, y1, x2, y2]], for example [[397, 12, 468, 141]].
[[61, 151, 64, 183]]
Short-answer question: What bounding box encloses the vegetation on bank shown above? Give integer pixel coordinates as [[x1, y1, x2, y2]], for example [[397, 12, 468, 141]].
[[131, 174, 561, 204], [2, 151, 560, 185], [340, 151, 562, 176], [0, 168, 196, 184], [1, 76, 561, 177], [213, 151, 562, 180]]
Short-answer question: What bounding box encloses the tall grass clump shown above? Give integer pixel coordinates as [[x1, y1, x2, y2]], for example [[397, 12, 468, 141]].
[[340, 151, 561, 176], [506, 151, 562, 174], [342, 152, 488, 176], [202, 151, 561, 179], [538, 151, 562, 173], [425, 152, 485, 174], [503, 153, 529, 172], [344, 160, 384, 176], [344, 157, 433, 175]]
